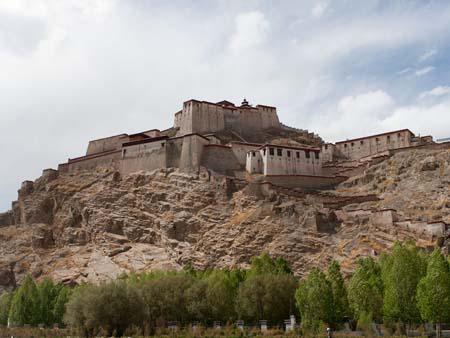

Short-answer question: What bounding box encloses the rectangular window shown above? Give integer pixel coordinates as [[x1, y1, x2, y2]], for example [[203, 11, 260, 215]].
[[315, 151, 319, 160], [277, 149, 282, 156], [325, 145, 328, 150], [305, 150, 310, 159], [287, 151, 291, 157], [269, 148, 274, 156], [344, 144, 347, 148], [263, 149, 266, 156], [161, 142, 165, 148], [351, 142, 354, 147], [296, 152, 300, 158], [387, 135, 391, 143], [360, 140, 364, 145]]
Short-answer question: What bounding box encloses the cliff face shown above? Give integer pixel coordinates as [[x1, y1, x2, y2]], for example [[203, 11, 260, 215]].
[[0, 148, 449, 292]]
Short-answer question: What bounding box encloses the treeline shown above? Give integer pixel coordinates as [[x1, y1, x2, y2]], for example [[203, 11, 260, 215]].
[[1, 242, 450, 337]]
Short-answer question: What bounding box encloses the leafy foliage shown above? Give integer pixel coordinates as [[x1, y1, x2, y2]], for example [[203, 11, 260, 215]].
[[8, 275, 40, 326], [347, 257, 383, 322], [327, 260, 350, 323], [416, 249, 450, 324], [295, 268, 334, 331], [380, 241, 427, 324]]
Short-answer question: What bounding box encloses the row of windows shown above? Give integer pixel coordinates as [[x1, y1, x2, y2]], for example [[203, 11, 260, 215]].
[[250, 148, 319, 159], [341, 133, 405, 148]]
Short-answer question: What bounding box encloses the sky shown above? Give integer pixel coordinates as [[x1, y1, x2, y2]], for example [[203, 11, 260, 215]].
[[1, 0, 450, 211]]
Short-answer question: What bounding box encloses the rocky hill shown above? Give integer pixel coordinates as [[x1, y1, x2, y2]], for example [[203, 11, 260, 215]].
[[0, 148, 449, 292]]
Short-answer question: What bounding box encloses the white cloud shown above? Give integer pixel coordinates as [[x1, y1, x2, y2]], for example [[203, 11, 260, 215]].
[[419, 86, 450, 99], [338, 90, 394, 118], [418, 48, 437, 62], [415, 66, 435, 76], [310, 89, 450, 142], [397, 68, 411, 75], [229, 11, 269, 54], [312, 2, 329, 18]]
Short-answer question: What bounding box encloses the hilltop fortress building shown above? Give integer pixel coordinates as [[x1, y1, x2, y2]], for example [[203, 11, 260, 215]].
[[174, 99, 280, 137], [58, 98, 435, 190]]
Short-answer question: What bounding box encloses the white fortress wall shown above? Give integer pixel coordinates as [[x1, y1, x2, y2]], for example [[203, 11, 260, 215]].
[[262, 146, 322, 176]]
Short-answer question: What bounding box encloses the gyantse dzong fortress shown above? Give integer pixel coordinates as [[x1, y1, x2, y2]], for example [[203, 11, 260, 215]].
[[55, 98, 438, 191]]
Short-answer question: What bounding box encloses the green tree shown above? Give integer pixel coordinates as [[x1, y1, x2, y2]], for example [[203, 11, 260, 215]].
[[327, 260, 350, 324], [53, 286, 71, 325], [381, 242, 427, 326], [141, 273, 193, 326], [64, 281, 145, 337], [347, 257, 383, 323], [237, 274, 297, 324], [205, 270, 238, 322], [8, 275, 40, 326], [37, 278, 60, 326], [248, 253, 291, 276], [0, 291, 13, 326], [417, 249, 450, 338], [295, 268, 334, 332]]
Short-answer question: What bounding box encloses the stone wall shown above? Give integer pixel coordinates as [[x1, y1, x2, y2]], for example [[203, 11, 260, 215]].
[[66, 150, 122, 173], [120, 139, 167, 175], [200, 145, 242, 175], [175, 100, 280, 137], [335, 129, 413, 160], [250, 145, 322, 176], [86, 134, 127, 155], [229, 142, 262, 166], [263, 174, 347, 190], [179, 134, 210, 171]]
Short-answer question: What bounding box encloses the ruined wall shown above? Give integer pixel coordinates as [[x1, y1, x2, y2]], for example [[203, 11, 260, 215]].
[[200, 145, 242, 175], [264, 175, 347, 190], [336, 130, 413, 160]]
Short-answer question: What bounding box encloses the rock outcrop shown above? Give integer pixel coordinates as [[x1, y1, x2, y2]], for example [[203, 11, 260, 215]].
[[0, 148, 449, 291]]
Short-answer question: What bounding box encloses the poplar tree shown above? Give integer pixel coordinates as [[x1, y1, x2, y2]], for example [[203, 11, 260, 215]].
[[37, 278, 60, 326], [295, 268, 334, 332], [8, 275, 40, 326], [53, 286, 71, 325], [417, 249, 450, 338], [0, 292, 13, 326], [347, 257, 383, 323], [327, 260, 350, 324], [381, 242, 427, 327]]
